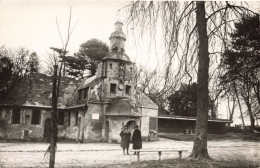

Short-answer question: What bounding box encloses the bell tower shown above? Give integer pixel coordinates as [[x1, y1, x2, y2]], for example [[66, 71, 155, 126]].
[[96, 20, 135, 100], [109, 20, 126, 53]]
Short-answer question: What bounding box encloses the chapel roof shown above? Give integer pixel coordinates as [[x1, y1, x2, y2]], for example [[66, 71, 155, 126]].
[[0, 73, 81, 108], [77, 75, 101, 90], [109, 20, 126, 41], [105, 97, 141, 117], [102, 51, 132, 63]]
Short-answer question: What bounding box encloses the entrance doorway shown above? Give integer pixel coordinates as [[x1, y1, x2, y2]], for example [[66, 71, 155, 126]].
[[43, 118, 51, 142], [77, 117, 81, 142], [126, 120, 136, 136], [105, 120, 109, 141]]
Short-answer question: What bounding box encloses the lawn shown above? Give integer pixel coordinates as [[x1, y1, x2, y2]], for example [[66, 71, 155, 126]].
[[158, 132, 259, 141], [90, 158, 259, 168]]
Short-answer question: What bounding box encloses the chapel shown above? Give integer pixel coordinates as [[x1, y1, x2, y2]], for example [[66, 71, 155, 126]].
[[0, 21, 158, 143]]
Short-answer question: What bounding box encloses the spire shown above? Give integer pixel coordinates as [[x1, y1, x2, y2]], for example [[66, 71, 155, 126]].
[[109, 20, 126, 52], [114, 20, 123, 31]]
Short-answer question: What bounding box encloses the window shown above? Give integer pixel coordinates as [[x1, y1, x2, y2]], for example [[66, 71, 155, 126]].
[[31, 109, 41, 125], [130, 67, 133, 72], [68, 112, 71, 126], [12, 108, 20, 124], [75, 111, 79, 126], [109, 63, 112, 69], [125, 85, 131, 94], [84, 87, 89, 99], [110, 83, 117, 94], [79, 90, 82, 100], [58, 111, 65, 125]]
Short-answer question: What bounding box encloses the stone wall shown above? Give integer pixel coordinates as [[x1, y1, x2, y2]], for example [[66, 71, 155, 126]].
[[103, 78, 134, 100], [83, 103, 103, 142], [107, 117, 140, 143], [0, 106, 51, 140], [137, 93, 158, 137], [0, 106, 75, 141], [64, 109, 85, 141]]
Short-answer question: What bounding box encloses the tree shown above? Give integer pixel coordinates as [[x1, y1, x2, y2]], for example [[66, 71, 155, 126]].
[[134, 66, 178, 115], [46, 8, 77, 168], [126, 1, 256, 160], [72, 38, 109, 78], [63, 55, 87, 79], [220, 15, 260, 132], [0, 46, 40, 98], [28, 52, 40, 74], [168, 83, 197, 116]]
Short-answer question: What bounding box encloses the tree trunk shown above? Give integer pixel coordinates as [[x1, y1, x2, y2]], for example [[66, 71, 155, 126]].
[[50, 65, 58, 168], [244, 101, 255, 132], [234, 84, 245, 130], [189, 1, 210, 160], [227, 94, 236, 127]]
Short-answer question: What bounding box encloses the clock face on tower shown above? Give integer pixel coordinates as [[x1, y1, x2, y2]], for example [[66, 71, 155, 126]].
[[118, 83, 124, 90]]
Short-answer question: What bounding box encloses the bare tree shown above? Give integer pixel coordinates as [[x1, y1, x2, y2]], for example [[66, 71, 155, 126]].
[[0, 46, 40, 98], [46, 8, 77, 168], [125, 1, 256, 160]]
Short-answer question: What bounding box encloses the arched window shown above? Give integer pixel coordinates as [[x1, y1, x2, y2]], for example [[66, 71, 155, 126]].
[[130, 67, 133, 72]]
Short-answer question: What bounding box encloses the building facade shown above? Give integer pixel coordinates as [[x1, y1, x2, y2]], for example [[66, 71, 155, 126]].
[[0, 21, 159, 143]]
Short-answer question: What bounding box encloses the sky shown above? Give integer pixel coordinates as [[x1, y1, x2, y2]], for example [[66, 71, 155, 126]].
[[0, 1, 126, 68], [0, 0, 163, 71], [0, 1, 260, 125]]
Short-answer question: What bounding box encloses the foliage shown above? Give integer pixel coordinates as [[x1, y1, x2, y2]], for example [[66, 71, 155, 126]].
[[125, 1, 256, 159], [0, 56, 13, 84], [28, 52, 40, 73], [167, 83, 197, 117], [66, 38, 109, 78], [64, 55, 87, 79], [167, 83, 215, 117], [220, 15, 260, 131], [0, 46, 40, 97]]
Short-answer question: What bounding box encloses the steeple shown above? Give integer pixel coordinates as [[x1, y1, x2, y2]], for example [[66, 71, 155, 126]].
[[109, 20, 126, 53]]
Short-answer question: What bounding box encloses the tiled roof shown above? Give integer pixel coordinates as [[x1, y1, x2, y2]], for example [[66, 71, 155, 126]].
[[0, 73, 81, 108], [77, 75, 100, 90], [105, 97, 141, 117], [109, 30, 126, 40], [102, 51, 131, 62]]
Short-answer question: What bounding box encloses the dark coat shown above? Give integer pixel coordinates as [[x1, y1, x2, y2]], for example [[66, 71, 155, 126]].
[[132, 128, 142, 149], [120, 130, 131, 148]]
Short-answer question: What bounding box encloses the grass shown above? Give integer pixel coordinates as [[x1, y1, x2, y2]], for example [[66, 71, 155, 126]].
[[88, 158, 259, 168], [158, 132, 260, 141]]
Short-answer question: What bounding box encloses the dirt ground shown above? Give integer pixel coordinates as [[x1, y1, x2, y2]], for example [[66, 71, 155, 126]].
[[0, 138, 259, 167]]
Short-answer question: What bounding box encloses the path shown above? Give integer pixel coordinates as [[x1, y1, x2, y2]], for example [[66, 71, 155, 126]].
[[0, 138, 259, 167]]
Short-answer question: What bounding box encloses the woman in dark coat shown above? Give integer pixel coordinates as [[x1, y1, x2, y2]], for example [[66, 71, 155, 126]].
[[120, 126, 131, 155], [132, 125, 142, 154]]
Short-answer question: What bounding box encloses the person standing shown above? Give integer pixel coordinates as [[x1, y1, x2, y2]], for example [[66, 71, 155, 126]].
[[132, 125, 142, 154], [120, 126, 131, 155]]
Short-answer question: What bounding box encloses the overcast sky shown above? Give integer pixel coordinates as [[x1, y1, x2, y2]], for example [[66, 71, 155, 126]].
[[1, 1, 259, 71], [0, 1, 160, 71]]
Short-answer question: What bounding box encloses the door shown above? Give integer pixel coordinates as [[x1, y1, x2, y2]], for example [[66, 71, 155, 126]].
[[77, 117, 81, 142], [149, 117, 158, 132], [43, 118, 51, 142], [105, 120, 109, 141], [23, 130, 29, 139]]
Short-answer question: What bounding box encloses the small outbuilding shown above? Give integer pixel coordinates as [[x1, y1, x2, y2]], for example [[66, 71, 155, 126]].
[[158, 115, 232, 134]]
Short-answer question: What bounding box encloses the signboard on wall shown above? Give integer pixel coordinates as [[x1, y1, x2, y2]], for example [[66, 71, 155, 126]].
[[92, 113, 99, 120]]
